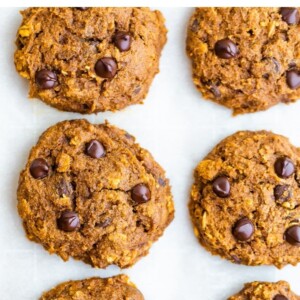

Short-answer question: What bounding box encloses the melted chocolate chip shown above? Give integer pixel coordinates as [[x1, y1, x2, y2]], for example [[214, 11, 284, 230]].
[[214, 38, 239, 59], [274, 185, 290, 201], [95, 58, 117, 78], [274, 157, 295, 178], [285, 225, 300, 246], [30, 158, 49, 179], [232, 217, 254, 241], [273, 295, 288, 300], [212, 176, 230, 198], [57, 180, 74, 198], [131, 184, 151, 204], [114, 32, 132, 52], [280, 7, 300, 25], [57, 211, 80, 232], [86, 140, 106, 159], [35, 70, 58, 89], [286, 69, 300, 90]]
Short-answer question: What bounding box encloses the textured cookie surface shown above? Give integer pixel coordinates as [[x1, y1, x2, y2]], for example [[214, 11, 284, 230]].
[[40, 275, 144, 300], [186, 8, 300, 114], [17, 119, 174, 268], [15, 7, 166, 113], [228, 281, 299, 300], [190, 131, 300, 268]]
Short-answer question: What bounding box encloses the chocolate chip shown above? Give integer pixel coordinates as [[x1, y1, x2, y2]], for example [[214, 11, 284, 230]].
[[231, 255, 241, 264], [286, 69, 300, 90], [280, 8, 299, 25], [274, 295, 288, 300], [131, 184, 151, 204], [214, 38, 239, 59], [212, 176, 230, 198], [274, 185, 290, 201], [75, 7, 88, 11], [232, 217, 254, 241], [57, 211, 80, 232], [57, 180, 73, 198], [191, 19, 199, 32], [30, 158, 49, 179], [114, 32, 132, 52], [285, 225, 300, 246], [158, 178, 166, 187], [86, 140, 106, 159], [96, 218, 111, 228], [95, 58, 117, 78], [35, 69, 58, 89], [209, 84, 221, 98], [274, 157, 295, 178]]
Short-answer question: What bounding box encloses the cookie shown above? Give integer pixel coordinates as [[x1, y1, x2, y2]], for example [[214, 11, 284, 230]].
[[186, 8, 300, 115], [228, 281, 299, 300], [14, 8, 167, 113], [17, 119, 174, 268], [40, 275, 144, 300], [189, 130, 300, 268]]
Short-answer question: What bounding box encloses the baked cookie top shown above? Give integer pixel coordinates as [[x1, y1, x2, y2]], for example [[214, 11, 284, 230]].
[[40, 275, 144, 300], [15, 8, 167, 113], [190, 131, 300, 268], [228, 281, 299, 300], [17, 119, 174, 268], [186, 8, 300, 114]]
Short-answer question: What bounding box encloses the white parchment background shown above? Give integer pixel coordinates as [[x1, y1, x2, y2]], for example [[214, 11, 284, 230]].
[[0, 7, 300, 300]]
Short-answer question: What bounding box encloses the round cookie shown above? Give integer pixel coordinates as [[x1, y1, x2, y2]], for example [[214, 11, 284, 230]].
[[186, 8, 300, 115], [228, 281, 299, 300], [190, 131, 300, 268], [14, 8, 167, 113], [17, 119, 174, 268], [40, 275, 144, 300]]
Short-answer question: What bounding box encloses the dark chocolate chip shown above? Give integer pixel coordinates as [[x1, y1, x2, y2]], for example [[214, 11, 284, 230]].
[[285, 225, 300, 246], [57, 211, 80, 232], [57, 180, 74, 198], [191, 19, 199, 32], [35, 70, 58, 89], [274, 185, 290, 201], [158, 178, 166, 187], [114, 32, 132, 52], [30, 158, 49, 179], [212, 176, 230, 198], [96, 218, 111, 228], [280, 7, 300, 25], [286, 69, 300, 90], [86, 140, 106, 159], [95, 58, 117, 79], [214, 38, 239, 59], [232, 217, 254, 241], [231, 255, 241, 264], [274, 295, 288, 300], [209, 84, 221, 98], [131, 184, 151, 204], [75, 7, 88, 10], [274, 157, 295, 178]]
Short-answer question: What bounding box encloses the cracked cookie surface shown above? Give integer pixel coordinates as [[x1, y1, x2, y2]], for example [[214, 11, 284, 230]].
[[17, 119, 174, 268], [14, 7, 167, 113], [186, 8, 300, 115], [190, 131, 300, 268], [40, 275, 144, 300], [228, 281, 300, 300]]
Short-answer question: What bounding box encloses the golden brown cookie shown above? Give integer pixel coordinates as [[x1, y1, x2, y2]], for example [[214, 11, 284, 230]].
[[228, 281, 299, 300], [17, 119, 174, 268], [186, 8, 300, 115], [15, 7, 167, 113], [40, 275, 144, 300], [190, 131, 300, 268]]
